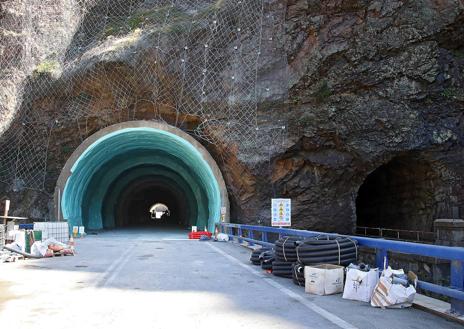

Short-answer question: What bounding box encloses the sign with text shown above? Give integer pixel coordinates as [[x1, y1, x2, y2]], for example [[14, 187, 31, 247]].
[[271, 198, 291, 227]]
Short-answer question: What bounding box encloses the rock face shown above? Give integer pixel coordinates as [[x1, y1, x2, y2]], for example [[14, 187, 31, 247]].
[[271, 0, 464, 232], [0, 0, 81, 134], [0, 0, 463, 234]]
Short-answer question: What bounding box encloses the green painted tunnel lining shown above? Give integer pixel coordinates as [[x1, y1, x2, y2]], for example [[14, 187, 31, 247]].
[[61, 127, 222, 231], [82, 151, 209, 229], [102, 167, 198, 228], [102, 166, 199, 228]]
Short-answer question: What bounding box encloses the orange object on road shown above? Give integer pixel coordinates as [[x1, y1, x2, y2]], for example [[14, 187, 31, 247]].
[[188, 231, 212, 239]]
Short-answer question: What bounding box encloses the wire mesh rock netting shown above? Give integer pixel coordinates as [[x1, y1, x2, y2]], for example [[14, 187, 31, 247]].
[[0, 0, 288, 191]]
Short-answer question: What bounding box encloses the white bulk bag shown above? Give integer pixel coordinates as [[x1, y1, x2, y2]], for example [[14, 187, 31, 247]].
[[305, 264, 345, 296], [342, 268, 379, 302]]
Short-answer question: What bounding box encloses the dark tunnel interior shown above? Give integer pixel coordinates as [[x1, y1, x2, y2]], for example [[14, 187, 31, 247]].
[[356, 156, 441, 232], [100, 168, 202, 230], [114, 177, 192, 228]]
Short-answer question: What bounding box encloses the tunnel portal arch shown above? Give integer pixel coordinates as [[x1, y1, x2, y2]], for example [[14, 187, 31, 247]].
[[355, 155, 451, 233], [54, 121, 229, 231]]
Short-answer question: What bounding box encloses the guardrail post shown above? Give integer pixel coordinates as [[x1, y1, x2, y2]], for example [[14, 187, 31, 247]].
[[238, 227, 243, 243], [450, 260, 464, 315], [248, 230, 254, 246], [262, 232, 268, 243], [375, 248, 388, 270]]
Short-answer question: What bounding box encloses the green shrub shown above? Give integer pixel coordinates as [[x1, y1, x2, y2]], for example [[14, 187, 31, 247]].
[[33, 60, 59, 76]]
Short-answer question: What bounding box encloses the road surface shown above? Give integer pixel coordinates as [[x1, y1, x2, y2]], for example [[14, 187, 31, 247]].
[[0, 228, 460, 329]]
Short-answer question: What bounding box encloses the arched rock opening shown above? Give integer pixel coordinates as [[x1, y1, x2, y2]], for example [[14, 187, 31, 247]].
[[356, 156, 443, 232]]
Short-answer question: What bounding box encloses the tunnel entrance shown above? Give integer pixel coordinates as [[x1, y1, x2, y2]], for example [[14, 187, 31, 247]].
[[150, 203, 170, 220], [356, 156, 440, 233], [113, 176, 186, 228], [55, 121, 229, 232]]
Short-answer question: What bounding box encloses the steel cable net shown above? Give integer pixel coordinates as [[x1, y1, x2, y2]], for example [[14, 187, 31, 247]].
[[0, 0, 288, 191]]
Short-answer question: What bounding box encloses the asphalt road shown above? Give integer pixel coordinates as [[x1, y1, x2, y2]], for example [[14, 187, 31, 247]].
[[0, 228, 461, 329]]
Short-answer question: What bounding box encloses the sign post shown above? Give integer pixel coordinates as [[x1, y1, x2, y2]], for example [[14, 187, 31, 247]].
[[2, 199, 9, 225], [271, 198, 291, 227], [220, 206, 227, 222]]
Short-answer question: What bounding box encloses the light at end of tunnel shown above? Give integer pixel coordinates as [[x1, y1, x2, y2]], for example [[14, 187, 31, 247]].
[[150, 203, 170, 220]]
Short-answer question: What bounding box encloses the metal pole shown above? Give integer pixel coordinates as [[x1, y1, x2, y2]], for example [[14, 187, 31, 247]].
[[57, 189, 61, 221], [450, 260, 464, 315], [375, 249, 388, 270], [248, 230, 254, 246], [262, 232, 268, 243], [238, 227, 243, 243], [3, 200, 10, 225]]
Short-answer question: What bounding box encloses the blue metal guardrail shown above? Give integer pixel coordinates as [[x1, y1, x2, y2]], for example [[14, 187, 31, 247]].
[[219, 223, 464, 315]]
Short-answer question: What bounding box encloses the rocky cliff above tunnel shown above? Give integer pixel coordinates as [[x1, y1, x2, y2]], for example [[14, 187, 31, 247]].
[[0, 0, 463, 234]]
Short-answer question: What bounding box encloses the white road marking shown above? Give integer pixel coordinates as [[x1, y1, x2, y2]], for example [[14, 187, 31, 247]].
[[97, 242, 139, 287], [207, 242, 359, 329], [95, 236, 191, 287]]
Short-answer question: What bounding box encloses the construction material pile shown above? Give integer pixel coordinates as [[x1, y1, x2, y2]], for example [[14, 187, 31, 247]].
[[249, 247, 274, 270], [0, 224, 4, 249], [1, 222, 75, 262], [295, 236, 358, 266], [249, 235, 359, 279], [250, 248, 267, 265], [292, 262, 305, 286], [266, 235, 358, 279], [248, 234, 417, 309], [4, 238, 74, 259], [272, 237, 300, 278], [260, 250, 274, 270]]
